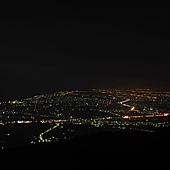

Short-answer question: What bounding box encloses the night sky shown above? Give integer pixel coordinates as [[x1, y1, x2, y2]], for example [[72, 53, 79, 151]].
[[0, 2, 170, 101]]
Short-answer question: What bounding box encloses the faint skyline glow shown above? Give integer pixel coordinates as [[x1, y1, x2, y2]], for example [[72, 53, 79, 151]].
[[0, 3, 169, 100]]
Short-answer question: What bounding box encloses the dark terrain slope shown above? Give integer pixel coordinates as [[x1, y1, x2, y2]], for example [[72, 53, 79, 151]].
[[1, 128, 170, 169]]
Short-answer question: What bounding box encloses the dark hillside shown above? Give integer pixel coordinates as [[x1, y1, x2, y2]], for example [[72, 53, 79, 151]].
[[1, 127, 170, 169]]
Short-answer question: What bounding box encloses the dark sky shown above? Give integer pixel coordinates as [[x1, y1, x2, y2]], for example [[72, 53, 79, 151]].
[[0, 2, 170, 100]]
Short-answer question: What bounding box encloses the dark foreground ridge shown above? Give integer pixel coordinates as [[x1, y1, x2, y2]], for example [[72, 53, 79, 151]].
[[1, 128, 170, 169]]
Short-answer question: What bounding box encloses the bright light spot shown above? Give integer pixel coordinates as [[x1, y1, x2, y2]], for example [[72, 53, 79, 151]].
[[131, 107, 135, 111]]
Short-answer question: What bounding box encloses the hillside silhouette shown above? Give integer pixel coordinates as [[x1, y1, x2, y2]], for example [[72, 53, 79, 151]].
[[1, 127, 170, 169]]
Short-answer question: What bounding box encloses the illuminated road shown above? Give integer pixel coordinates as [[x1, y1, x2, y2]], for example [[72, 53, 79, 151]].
[[39, 123, 60, 141], [119, 99, 138, 111], [119, 99, 169, 119]]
